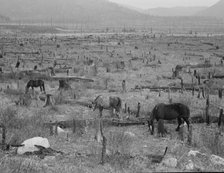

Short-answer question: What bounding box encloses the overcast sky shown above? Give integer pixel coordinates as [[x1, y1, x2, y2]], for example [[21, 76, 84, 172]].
[[109, 0, 220, 9]]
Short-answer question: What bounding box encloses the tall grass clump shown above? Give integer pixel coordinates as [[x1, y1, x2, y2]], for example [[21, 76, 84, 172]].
[[0, 106, 49, 145], [106, 130, 134, 170]]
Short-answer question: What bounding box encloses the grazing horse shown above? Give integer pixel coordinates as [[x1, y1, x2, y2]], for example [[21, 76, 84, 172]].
[[92, 95, 122, 118], [25, 79, 45, 93], [147, 103, 190, 135]]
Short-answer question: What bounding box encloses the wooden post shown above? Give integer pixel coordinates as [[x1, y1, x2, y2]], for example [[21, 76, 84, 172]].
[[73, 119, 76, 133], [101, 135, 107, 165], [206, 95, 210, 125], [197, 75, 201, 85], [187, 125, 193, 146], [197, 88, 201, 98], [128, 107, 130, 117], [180, 78, 184, 93], [192, 87, 195, 96], [54, 122, 58, 136], [136, 102, 140, 118], [1, 125, 6, 150], [124, 103, 127, 113], [122, 80, 126, 93], [218, 109, 223, 128], [50, 125, 54, 136], [218, 89, 223, 99]]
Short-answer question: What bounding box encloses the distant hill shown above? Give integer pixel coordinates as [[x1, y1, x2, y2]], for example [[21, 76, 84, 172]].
[[144, 6, 207, 17], [0, 0, 146, 25], [0, 14, 10, 22], [197, 0, 224, 18]]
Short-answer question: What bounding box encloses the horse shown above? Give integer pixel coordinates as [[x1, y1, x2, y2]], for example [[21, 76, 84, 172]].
[[92, 95, 122, 118], [147, 103, 190, 135], [25, 79, 45, 93]]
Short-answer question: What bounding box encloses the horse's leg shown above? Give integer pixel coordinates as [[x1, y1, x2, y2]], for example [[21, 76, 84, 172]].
[[183, 117, 190, 131], [176, 118, 182, 131]]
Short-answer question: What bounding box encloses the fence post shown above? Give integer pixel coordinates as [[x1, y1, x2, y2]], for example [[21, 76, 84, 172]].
[[180, 78, 184, 93], [122, 80, 126, 93], [73, 119, 76, 133], [197, 75, 201, 85], [54, 122, 58, 136], [136, 102, 140, 118], [1, 125, 6, 150], [128, 107, 130, 117], [124, 103, 127, 113], [218, 89, 223, 99], [218, 109, 223, 128], [206, 95, 210, 125], [192, 86, 195, 96]]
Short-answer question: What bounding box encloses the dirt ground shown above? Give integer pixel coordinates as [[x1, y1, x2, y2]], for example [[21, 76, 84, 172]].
[[1, 26, 224, 172]]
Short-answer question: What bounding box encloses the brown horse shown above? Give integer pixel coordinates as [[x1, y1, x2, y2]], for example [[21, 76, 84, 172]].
[[25, 79, 45, 93], [148, 103, 190, 135]]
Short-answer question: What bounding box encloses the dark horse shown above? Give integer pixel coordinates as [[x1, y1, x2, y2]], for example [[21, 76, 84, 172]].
[[25, 79, 45, 93], [148, 103, 190, 135], [92, 95, 122, 118]]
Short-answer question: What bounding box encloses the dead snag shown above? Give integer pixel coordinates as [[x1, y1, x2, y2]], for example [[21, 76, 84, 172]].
[[44, 94, 53, 107]]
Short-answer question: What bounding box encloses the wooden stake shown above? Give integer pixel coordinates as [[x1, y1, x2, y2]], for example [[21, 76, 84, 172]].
[[206, 95, 210, 125]]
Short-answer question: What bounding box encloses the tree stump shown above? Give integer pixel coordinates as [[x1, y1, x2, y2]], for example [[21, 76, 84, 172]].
[[44, 94, 53, 107], [59, 80, 71, 90]]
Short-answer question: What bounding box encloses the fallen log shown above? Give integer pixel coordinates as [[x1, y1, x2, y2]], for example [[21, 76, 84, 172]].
[[51, 76, 94, 82]]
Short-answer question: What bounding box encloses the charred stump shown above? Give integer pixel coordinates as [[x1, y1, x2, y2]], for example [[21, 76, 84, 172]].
[[59, 80, 71, 90], [44, 94, 53, 107]]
